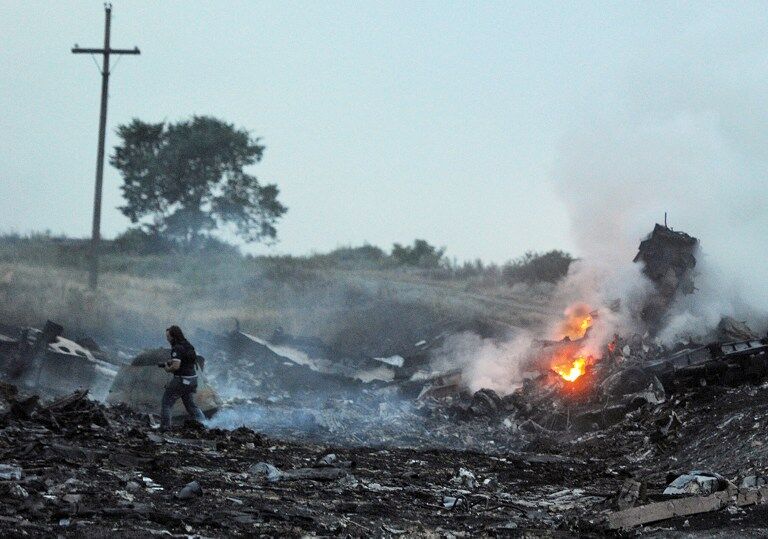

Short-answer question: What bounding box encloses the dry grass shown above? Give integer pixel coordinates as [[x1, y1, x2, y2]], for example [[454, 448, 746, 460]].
[[0, 256, 556, 353], [0, 263, 179, 344]]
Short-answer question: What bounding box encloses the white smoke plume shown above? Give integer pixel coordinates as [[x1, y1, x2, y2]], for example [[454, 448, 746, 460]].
[[548, 260, 651, 355], [430, 331, 535, 396], [438, 109, 768, 390], [553, 114, 768, 344], [550, 10, 768, 345], [438, 16, 768, 392]]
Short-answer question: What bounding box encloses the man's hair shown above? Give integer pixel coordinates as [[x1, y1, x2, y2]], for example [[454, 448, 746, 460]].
[[166, 325, 185, 344]]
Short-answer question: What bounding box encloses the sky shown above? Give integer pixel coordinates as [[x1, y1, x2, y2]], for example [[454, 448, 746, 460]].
[[1, 1, 767, 264]]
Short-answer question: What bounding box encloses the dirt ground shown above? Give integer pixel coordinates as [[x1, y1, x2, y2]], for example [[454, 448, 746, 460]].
[[3, 379, 768, 537]]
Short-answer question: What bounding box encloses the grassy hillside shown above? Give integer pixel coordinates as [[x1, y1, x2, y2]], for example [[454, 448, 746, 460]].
[[0, 235, 558, 354]]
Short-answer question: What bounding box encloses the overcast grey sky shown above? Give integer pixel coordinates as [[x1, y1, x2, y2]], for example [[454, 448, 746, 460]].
[[1, 1, 767, 263]]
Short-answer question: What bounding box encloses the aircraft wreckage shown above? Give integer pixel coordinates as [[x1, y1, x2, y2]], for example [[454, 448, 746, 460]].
[[2, 223, 768, 534]]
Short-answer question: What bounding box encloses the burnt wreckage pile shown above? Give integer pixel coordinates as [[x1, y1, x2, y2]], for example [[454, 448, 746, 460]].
[[0, 321, 118, 401], [2, 224, 768, 533], [497, 225, 768, 432], [0, 381, 663, 535], [4, 380, 768, 534], [630, 225, 768, 385]]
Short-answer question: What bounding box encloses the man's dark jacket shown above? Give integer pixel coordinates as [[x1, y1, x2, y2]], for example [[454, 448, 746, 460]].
[[171, 340, 197, 377]]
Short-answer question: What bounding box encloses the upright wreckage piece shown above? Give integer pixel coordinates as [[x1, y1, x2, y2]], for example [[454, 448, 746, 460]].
[[634, 223, 699, 330]]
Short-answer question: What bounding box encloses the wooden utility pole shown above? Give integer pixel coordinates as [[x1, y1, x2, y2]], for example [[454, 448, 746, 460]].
[[72, 3, 140, 289]]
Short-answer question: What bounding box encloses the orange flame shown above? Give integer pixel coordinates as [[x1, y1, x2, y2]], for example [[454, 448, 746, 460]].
[[552, 355, 588, 382], [542, 303, 597, 383], [556, 304, 594, 340]]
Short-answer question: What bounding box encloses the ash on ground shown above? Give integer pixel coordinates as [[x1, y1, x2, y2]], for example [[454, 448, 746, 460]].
[[1, 224, 768, 536]]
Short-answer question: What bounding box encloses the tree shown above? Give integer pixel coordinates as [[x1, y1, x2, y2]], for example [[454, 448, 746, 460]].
[[111, 116, 287, 245], [501, 250, 574, 284], [391, 239, 446, 268]]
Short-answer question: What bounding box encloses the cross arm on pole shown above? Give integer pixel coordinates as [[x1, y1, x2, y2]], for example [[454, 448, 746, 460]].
[[72, 46, 141, 55]]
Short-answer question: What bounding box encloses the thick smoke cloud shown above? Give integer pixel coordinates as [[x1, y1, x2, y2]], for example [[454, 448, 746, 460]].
[[553, 116, 768, 340], [439, 9, 768, 391], [553, 9, 768, 341]]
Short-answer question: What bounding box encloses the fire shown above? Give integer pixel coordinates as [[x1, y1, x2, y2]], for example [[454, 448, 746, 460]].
[[556, 303, 594, 340], [552, 355, 588, 382], [539, 303, 597, 383]]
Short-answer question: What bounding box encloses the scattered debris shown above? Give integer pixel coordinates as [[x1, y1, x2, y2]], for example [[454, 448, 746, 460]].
[[0, 321, 117, 399], [605, 484, 768, 530], [176, 480, 203, 500], [663, 470, 727, 496], [1, 223, 768, 534], [616, 479, 644, 510], [451, 467, 478, 490]]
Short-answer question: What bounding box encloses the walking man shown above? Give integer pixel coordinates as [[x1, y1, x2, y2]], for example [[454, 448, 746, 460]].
[[160, 325, 206, 430]]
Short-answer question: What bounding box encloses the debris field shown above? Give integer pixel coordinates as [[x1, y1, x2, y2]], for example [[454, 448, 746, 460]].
[[2, 223, 768, 536], [5, 378, 768, 536]]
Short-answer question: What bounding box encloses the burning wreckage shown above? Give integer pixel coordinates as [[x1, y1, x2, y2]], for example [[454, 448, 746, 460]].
[[2, 224, 768, 535]]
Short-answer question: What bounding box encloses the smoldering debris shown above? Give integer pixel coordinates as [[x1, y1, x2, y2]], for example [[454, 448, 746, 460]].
[[0, 381, 620, 536], [3, 377, 768, 535], [1, 223, 768, 534]]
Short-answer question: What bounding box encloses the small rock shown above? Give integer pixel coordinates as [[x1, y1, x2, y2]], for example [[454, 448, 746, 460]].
[[176, 480, 203, 500], [443, 495, 463, 509], [249, 462, 283, 482], [0, 464, 22, 480]]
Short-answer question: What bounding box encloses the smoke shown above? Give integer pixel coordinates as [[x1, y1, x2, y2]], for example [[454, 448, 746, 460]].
[[429, 331, 534, 396], [552, 112, 768, 341], [439, 15, 768, 392], [549, 260, 651, 351], [550, 17, 768, 343], [430, 255, 653, 393], [204, 391, 458, 450], [206, 401, 320, 433], [658, 253, 768, 343]]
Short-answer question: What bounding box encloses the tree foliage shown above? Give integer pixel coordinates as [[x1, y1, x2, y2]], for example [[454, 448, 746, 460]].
[[111, 116, 287, 245], [502, 250, 574, 284], [391, 239, 446, 268]]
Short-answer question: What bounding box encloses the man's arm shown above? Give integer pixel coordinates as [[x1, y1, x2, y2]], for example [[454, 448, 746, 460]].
[[164, 345, 183, 372], [164, 359, 181, 372]]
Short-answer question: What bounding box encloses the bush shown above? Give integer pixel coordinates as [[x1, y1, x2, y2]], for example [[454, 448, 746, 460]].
[[502, 250, 574, 284], [307, 244, 388, 270], [391, 239, 446, 268], [113, 228, 241, 257], [113, 228, 175, 255], [0, 232, 88, 268]]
